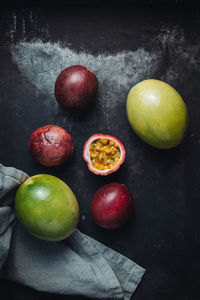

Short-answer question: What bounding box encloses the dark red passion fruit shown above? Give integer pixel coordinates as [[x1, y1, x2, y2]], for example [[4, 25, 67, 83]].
[[29, 125, 74, 166], [91, 183, 133, 229], [54, 65, 98, 110]]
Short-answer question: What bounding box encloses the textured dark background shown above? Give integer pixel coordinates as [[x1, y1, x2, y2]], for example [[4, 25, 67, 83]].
[[0, 1, 200, 300]]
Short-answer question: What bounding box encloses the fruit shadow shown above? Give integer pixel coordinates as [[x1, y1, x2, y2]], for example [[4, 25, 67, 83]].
[[90, 207, 136, 240], [127, 124, 190, 166], [83, 162, 129, 193], [0, 279, 92, 300], [57, 92, 99, 125]]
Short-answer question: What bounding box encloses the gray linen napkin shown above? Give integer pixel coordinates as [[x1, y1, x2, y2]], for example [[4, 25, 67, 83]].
[[0, 163, 145, 299]]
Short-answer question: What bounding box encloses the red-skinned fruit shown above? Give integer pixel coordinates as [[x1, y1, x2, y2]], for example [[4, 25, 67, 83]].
[[54, 65, 98, 110], [29, 125, 74, 166], [83, 134, 126, 176], [91, 183, 133, 229]]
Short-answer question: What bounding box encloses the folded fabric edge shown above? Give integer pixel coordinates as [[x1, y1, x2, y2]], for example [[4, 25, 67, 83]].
[[81, 232, 146, 300], [0, 164, 29, 184], [70, 230, 124, 299], [123, 264, 146, 300]]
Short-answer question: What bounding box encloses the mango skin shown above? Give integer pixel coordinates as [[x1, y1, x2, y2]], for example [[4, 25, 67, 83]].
[[126, 79, 189, 149], [15, 174, 79, 242]]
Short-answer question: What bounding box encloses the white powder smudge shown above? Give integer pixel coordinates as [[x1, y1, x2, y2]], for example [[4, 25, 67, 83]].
[[10, 26, 200, 100], [10, 40, 160, 102], [10, 41, 162, 135], [10, 41, 161, 135]]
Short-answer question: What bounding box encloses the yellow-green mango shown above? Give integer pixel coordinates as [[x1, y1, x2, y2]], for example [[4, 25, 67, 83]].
[[126, 79, 189, 149]]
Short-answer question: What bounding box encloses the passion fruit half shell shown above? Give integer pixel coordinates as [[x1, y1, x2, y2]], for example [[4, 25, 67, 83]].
[[83, 134, 126, 176]]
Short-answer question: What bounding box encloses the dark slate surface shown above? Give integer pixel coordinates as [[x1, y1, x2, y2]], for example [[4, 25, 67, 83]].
[[0, 3, 200, 300]]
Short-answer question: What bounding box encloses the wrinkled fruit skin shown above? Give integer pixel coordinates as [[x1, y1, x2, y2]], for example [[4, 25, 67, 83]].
[[126, 79, 189, 149], [29, 125, 74, 166], [83, 134, 126, 176], [15, 174, 79, 242], [54, 65, 98, 110], [91, 183, 133, 229]]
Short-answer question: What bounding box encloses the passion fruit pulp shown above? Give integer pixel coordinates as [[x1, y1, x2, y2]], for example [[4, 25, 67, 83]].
[[83, 134, 126, 176]]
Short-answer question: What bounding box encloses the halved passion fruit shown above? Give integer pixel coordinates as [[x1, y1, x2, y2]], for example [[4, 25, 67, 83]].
[[83, 134, 126, 175]]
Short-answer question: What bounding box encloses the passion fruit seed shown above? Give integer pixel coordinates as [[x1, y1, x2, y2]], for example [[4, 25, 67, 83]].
[[89, 138, 121, 171]]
